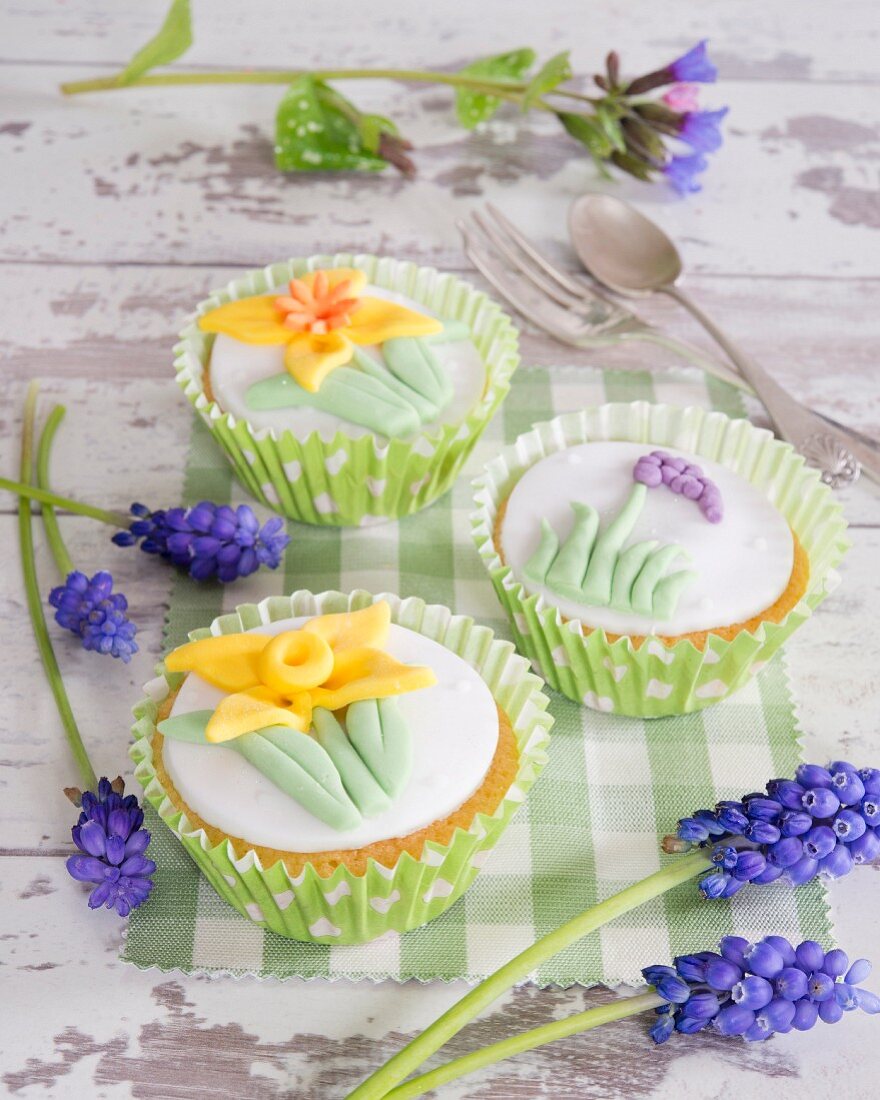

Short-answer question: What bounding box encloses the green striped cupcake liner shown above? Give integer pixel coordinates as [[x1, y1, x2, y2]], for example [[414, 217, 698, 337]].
[[472, 403, 849, 718], [130, 590, 553, 944], [174, 255, 520, 526]]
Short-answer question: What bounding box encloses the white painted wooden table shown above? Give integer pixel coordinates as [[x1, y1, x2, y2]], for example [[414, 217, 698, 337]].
[[2, 3, 879, 1096]]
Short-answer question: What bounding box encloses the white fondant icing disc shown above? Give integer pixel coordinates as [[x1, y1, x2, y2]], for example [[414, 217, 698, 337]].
[[500, 441, 794, 637], [163, 618, 499, 852], [208, 284, 486, 440]]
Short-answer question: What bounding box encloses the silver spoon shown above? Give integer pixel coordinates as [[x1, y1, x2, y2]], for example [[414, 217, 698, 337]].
[[568, 193, 876, 488]]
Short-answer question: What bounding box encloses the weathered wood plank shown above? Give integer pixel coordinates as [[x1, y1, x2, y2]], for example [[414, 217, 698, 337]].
[[1, 66, 878, 272], [5, 0, 880, 83]]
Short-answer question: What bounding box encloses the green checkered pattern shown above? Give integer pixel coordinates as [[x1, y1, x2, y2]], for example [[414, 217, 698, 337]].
[[121, 367, 831, 985]]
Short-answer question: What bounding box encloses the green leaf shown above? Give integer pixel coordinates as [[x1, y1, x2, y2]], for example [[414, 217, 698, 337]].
[[522, 51, 572, 110], [595, 103, 626, 153], [117, 0, 192, 86], [359, 113, 398, 155], [454, 48, 536, 129], [557, 112, 614, 159], [275, 76, 388, 173], [610, 150, 654, 182]]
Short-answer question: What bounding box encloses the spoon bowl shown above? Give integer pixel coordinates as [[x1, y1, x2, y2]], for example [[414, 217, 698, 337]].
[[566, 192, 870, 486], [568, 193, 683, 296]]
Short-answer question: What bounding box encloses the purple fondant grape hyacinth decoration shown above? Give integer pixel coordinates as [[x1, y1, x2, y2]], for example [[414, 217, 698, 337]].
[[645, 935, 879, 1043], [634, 451, 723, 523]]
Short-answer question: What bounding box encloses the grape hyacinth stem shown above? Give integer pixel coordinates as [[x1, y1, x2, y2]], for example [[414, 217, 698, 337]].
[[36, 406, 75, 576], [18, 383, 97, 791], [346, 850, 711, 1100], [1, 474, 132, 528], [381, 991, 664, 1100]]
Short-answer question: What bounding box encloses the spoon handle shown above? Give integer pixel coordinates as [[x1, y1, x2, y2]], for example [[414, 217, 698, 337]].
[[662, 284, 876, 488]]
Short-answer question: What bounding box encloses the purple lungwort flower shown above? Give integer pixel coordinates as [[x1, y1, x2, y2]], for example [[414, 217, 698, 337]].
[[667, 40, 718, 84], [66, 777, 154, 916], [663, 152, 709, 195], [673, 760, 880, 899], [645, 936, 878, 1045], [677, 108, 729, 153], [48, 570, 138, 662], [113, 501, 290, 584]]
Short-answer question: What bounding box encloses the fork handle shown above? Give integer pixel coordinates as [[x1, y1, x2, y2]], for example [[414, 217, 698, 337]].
[[622, 328, 751, 393], [663, 284, 875, 486]]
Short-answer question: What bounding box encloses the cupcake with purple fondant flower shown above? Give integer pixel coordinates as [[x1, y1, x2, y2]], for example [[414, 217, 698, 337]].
[[472, 403, 848, 717]]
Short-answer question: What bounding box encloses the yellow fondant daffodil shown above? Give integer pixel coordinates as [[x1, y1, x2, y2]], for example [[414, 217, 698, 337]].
[[164, 601, 436, 744], [198, 267, 443, 394]]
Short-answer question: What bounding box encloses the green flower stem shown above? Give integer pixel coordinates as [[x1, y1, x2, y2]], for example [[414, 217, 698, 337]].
[[36, 406, 75, 577], [0, 476, 131, 529], [383, 990, 664, 1100], [347, 850, 711, 1099], [18, 383, 98, 792], [61, 67, 532, 97]]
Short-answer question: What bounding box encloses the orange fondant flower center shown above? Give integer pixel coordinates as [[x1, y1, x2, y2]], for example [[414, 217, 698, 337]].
[[274, 270, 359, 335]]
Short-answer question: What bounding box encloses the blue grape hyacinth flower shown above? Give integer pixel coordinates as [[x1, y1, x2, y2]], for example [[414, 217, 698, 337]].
[[66, 777, 154, 917], [113, 500, 290, 583], [48, 570, 138, 662], [671, 762, 880, 900], [645, 935, 879, 1043]]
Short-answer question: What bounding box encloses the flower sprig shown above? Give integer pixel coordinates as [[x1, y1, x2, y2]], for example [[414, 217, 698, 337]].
[[18, 383, 154, 915], [1, 478, 291, 588], [350, 761, 880, 1098], [370, 936, 877, 1099], [3, 399, 290, 660], [59, 1, 727, 194]]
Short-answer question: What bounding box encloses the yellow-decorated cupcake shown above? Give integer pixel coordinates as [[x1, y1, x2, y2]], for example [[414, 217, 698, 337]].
[[175, 255, 519, 526], [131, 591, 552, 943]]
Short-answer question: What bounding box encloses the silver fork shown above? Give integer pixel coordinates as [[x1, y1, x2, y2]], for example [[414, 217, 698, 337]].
[[458, 205, 880, 479], [457, 204, 749, 390]]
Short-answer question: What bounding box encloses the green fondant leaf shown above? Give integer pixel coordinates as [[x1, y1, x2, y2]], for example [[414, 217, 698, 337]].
[[610, 540, 658, 612], [117, 0, 192, 86], [347, 698, 413, 800], [529, 486, 697, 620], [523, 519, 559, 585], [322, 369, 422, 435], [246, 367, 422, 437], [234, 726, 363, 831], [382, 337, 453, 407], [546, 502, 598, 599], [581, 484, 647, 606], [653, 569, 699, 620], [312, 708, 391, 817], [157, 710, 212, 744], [455, 48, 536, 129], [353, 347, 440, 423], [426, 320, 471, 344], [630, 544, 687, 617]]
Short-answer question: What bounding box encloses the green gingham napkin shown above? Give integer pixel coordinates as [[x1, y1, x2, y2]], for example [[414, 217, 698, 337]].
[[121, 367, 831, 985]]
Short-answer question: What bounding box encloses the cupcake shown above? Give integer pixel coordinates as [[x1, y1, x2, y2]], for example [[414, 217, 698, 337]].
[[472, 403, 848, 718], [174, 255, 519, 526], [131, 591, 552, 943]]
